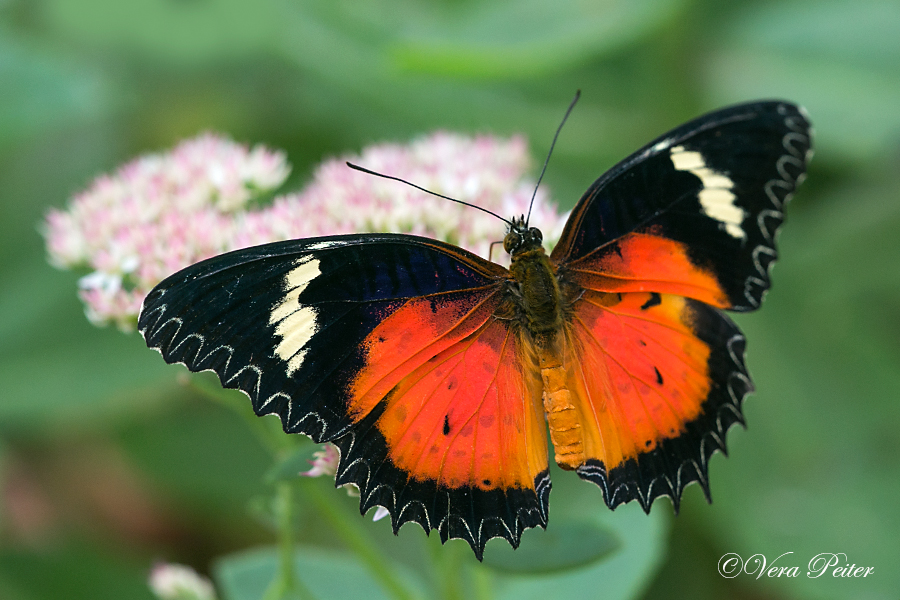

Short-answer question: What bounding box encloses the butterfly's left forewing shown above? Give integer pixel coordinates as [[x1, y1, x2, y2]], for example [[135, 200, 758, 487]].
[[139, 234, 549, 558], [553, 101, 812, 311]]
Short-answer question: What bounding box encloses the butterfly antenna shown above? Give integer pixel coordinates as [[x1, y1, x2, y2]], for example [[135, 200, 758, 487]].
[[526, 89, 581, 226], [346, 162, 513, 227]]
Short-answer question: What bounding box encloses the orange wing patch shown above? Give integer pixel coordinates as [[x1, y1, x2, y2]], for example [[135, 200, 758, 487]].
[[347, 289, 548, 492], [563, 291, 712, 470], [551, 288, 750, 511], [567, 232, 730, 308]]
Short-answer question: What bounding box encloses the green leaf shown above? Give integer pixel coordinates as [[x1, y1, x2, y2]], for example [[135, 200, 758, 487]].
[[482, 518, 620, 574], [719, 0, 900, 70], [41, 0, 285, 64], [701, 173, 900, 600], [386, 0, 690, 79], [0, 32, 111, 147], [485, 462, 668, 600], [704, 0, 900, 164], [280, 0, 688, 80], [214, 546, 427, 600]]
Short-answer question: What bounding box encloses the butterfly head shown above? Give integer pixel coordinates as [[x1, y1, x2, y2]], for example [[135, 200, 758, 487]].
[[504, 216, 543, 256]]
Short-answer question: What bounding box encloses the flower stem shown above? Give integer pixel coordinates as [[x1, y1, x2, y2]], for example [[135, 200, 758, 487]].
[[471, 563, 493, 600], [429, 536, 465, 600], [300, 479, 418, 600], [261, 482, 317, 600], [276, 482, 298, 594], [184, 374, 292, 456]]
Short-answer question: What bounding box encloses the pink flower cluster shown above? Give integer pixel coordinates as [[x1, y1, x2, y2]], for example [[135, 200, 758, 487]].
[[148, 562, 216, 600], [44, 134, 291, 329], [44, 132, 568, 330], [299, 444, 340, 479], [300, 443, 388, 520]]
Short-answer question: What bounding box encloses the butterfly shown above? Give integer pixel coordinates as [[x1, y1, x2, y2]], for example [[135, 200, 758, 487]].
[[139, 100, 812, 560]]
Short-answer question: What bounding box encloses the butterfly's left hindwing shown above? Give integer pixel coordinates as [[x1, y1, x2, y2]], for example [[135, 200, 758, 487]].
[[561, 291, 751, 511], [333, 292, 549, 556], [138, 234, 549, 559]]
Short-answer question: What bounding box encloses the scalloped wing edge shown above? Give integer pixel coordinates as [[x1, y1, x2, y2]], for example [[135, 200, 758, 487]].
[[735, 103, 814, 312], [576, 329, 752, 514], [138, 289, 353, 442], [330, 401, 551, 561]]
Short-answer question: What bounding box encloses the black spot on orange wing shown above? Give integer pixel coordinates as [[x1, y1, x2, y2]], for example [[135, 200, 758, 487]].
[[443, 415, 451, 435], [573, 298, 752, 513], [331, 400, 552, 561], [611, 242, 623, 259], [641, 292, 662, 310]]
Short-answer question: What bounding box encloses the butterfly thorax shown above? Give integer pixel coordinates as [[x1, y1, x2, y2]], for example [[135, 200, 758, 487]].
[[508, 246, 563, 338], [504, 218, 564, 338]]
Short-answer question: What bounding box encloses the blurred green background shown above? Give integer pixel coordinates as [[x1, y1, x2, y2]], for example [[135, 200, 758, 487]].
[[1, 0, 898, 599]]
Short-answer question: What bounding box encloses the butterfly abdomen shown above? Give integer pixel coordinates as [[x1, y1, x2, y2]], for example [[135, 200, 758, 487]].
[[539, 349, 584, 470]]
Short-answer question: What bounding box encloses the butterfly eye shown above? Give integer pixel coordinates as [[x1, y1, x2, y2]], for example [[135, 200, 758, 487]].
[[503, 231, 522, 254], [529, 227, 543, 243]]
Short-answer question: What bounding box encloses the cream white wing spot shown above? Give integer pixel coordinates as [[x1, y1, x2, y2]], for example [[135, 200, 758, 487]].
[[269, 256, 321, 376], [670, 145, 746, 240]]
